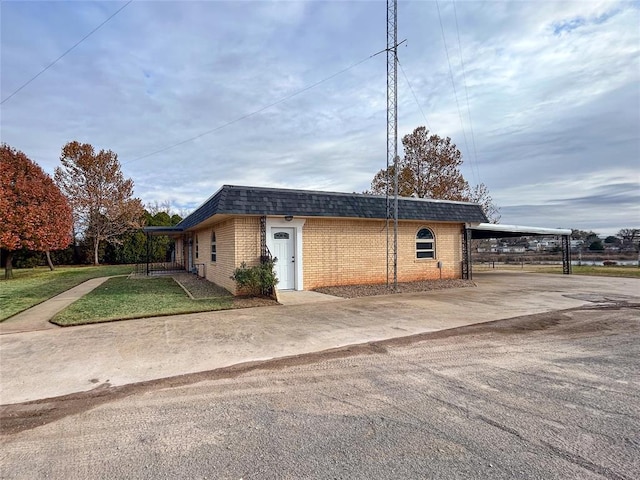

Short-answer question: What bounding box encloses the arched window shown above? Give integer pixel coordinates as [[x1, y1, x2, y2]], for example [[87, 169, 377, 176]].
[[416, 228, 435, 259], [211, 231, 217, 262]]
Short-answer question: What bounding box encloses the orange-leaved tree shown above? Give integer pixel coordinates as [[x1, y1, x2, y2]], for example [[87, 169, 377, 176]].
[[369, 126, 500, 223], [54, 141, 145, 265], [0, 144, 73, 279], [370, 126, 469, 200]]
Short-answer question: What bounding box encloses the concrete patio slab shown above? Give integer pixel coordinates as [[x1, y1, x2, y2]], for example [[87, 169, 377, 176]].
[[0, 272, 638, 404]]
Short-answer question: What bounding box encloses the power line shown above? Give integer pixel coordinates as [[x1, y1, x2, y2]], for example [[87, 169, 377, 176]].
[[398, 58, 432, 132], [1, 1, 133, 105], [434, 0, 474, 183], [124, 50, 384, 165], [452, 0, 482, 184]]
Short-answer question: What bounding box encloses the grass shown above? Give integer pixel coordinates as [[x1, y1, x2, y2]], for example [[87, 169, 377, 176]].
[[0, 265, 135, 321], [474, 263, 640, 278], [51, 276, 233, 326], [543, 265, 640, 278]]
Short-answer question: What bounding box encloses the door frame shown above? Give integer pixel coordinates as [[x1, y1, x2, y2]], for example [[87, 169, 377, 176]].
[[266, 217, 306, 291], [271, 226, 295, 290]]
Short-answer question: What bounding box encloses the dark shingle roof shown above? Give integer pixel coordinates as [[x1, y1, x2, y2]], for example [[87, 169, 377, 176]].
[[176, 185, 488, 230]]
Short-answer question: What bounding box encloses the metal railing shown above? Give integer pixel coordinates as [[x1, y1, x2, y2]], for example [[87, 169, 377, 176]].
[[135, 261, 186, 276]]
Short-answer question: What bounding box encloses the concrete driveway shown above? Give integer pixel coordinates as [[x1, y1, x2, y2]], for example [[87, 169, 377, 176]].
[[3, 305, 638, 479], [1, 272, 638, 404]]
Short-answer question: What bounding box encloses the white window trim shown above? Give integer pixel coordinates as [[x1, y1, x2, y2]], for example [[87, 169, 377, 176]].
[[265, 217, 306, 291], [416, 227, 436, 260], [210, 230, 216, 263]]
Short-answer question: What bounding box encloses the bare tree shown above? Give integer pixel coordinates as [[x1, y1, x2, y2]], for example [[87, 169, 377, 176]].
[[618, 228, 640, 251], [466, 183, 501, 223], [55, 141, 145, 265]]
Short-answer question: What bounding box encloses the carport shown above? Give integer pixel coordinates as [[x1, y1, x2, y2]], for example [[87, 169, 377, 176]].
[[139, 225, 185, 275], [463, 223, 572, 279]]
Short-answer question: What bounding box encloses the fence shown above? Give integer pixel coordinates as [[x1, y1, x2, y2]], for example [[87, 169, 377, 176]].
[[134, 261, 186, 276]]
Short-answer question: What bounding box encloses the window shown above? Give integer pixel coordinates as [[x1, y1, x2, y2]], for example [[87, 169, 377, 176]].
[[416, 228, 435, 259], [195, 235, 199, 259], [274, 232, 290, 239], [211, 231, 216, 262]]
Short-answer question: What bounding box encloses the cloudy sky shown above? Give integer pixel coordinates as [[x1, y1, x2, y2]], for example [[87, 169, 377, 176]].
[[1, 0, 638, 235]]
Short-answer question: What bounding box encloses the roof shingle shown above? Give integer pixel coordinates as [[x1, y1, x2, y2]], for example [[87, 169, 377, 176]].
[[177, 185, 488, 230]]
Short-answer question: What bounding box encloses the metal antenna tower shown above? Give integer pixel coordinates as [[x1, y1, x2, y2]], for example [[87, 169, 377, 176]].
[[386, 0, 399, 290]]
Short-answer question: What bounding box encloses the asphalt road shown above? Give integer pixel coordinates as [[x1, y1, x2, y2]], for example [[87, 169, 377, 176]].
[[2, 302, 639, 479]]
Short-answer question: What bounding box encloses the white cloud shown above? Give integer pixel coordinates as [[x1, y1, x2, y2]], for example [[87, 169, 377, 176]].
[[1, 0, 638, 235]]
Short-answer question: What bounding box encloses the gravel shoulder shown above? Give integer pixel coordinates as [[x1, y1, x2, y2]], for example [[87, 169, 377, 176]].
[[315, 278, 474, 298], [174, 271, 475, 302], [170, 273, 232, 298], [171, 273, 277, 308]]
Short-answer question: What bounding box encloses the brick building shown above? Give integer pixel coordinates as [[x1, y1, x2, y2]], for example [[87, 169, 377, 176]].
[[164, 185, 487, 294]]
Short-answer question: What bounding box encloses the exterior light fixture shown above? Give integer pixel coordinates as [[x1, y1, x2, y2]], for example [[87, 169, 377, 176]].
[[284, 215, 293, 222]]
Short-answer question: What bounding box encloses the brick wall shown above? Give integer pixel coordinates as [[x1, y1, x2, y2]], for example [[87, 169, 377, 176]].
[[188, 215, 463, 293], [192, 217, 261, 294], [233, 216, 261, 268], [302, 218, 462, 289], [232, 217, 262, 295], [195, 218, 237, 293]]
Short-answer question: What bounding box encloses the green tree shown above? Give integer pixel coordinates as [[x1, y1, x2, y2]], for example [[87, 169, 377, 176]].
[[588, 239, 604, 251], [571, 229, 599, 252], [604, 236, 621, 246], [105, 208, 182, 264]]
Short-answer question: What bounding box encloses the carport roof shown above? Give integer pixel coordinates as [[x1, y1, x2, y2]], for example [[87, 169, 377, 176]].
[[142, 226, 184, 235], [469, 223, 572, 239]]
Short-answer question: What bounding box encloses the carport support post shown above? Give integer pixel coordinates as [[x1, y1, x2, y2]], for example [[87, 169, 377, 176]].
[[562, 234, 572, 274], [462, 227, 472, 280], [146, 231, 150, 276]]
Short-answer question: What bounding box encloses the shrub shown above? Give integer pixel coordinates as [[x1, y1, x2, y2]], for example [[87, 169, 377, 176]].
[[231, 259, 278, 296]]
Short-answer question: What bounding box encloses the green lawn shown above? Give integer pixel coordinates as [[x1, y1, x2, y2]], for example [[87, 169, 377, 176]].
[[0, 265, 135, 321], [51, 276, 233, 326], [558, 265, 640, 278]]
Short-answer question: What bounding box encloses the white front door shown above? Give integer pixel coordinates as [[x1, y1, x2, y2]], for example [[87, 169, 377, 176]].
[[272, 227, 295, 289]]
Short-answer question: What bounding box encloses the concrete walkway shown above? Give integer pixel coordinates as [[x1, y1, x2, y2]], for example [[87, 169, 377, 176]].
[[1, 272, 638, 404], [0, 277, 341, 335], [0, 276, 114, 335], [277, 289, 344, 305]]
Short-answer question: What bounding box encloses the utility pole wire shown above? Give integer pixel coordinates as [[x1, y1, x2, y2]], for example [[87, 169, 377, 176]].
[[398, 58, 432, 132], [125, 50, 384, 164], [435, 0, 473, 182], [452, 0, 482, 185], [1, 0, 133, 105]]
